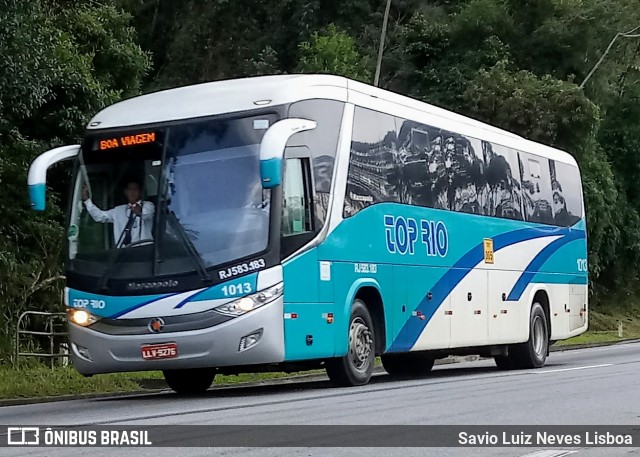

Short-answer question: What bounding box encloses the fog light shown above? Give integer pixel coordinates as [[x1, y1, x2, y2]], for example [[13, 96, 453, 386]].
[[73, 343, 92, 361], [239, 329, 263, 352]]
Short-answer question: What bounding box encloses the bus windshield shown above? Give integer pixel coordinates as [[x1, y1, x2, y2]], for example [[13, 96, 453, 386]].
[[67, 114, 275, 282]]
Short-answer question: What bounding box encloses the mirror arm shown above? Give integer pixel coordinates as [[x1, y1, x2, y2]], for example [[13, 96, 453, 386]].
[[259, 119, 317, 188], [28, 145, 80, 210]]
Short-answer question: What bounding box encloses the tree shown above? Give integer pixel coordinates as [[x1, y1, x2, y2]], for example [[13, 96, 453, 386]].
[[297, 24, 372, 81], [0, 0, 150, 362]]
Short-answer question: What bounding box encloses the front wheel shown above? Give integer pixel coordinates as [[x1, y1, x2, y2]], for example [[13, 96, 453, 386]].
[[326, 299, 375, 387], [163, 368, 216, 395]]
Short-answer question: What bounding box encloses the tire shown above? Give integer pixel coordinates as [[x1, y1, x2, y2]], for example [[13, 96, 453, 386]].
[[326, 299, 375, 387], [382, 352, 435, 378], [511, 302, 549, 368], [496, 302, 549, 370], [163, 368, 216, 394]]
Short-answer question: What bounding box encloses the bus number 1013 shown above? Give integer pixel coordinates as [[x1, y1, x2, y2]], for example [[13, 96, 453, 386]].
[[221, 283, 252, 297]]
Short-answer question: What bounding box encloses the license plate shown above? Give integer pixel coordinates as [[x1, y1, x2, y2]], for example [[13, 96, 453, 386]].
[[141, 342, 178, 360]]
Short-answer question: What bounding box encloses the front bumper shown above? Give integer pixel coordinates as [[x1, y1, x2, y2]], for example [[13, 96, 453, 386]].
[[68, 296, 285, 375]]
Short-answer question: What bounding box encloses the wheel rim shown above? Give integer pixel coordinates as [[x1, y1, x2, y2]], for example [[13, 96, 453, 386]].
[[348, 317, 373, 372], [532, 315, 547, 358]]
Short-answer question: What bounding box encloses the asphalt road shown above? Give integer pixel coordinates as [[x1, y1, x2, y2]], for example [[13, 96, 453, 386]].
[[1, 342, 640, 457]]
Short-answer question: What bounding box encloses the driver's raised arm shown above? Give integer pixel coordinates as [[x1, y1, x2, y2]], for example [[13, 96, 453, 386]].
[[141, 201, 155, 221], [84, 198, 115, 223]]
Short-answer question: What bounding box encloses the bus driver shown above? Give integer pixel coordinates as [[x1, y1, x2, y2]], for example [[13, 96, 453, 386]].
[[82, 180, 155, 248]]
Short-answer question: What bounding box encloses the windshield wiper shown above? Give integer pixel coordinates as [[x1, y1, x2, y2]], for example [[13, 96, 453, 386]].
[[97, 210, 210, 291], [165, 210, 211, 283]]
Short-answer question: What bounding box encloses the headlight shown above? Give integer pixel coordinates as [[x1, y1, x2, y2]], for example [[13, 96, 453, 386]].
[[67, 308, 101, 326], [215, 282, 283, 316]]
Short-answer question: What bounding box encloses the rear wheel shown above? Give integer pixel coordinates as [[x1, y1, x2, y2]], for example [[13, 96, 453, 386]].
[[382, 352, 434, 377], [512, 302, 549, 368], [163, 368, 216, 394], [494, 302, 549, 370], [326, 299, 375, 387]]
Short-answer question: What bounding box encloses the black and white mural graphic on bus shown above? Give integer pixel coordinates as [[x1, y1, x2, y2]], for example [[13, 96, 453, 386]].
[[549, 159, 582, 227], [344, 106, 580, 227], [344, 108, 399, 217], [397, 120, 486, 214]]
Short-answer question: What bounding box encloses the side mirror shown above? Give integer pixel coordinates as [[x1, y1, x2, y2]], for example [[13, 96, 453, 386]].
[[27, 145, 80, 210], [259, 118, 317, 188]]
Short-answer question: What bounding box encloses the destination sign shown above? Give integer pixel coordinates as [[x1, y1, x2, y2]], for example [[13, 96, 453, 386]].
[[99, 132, 156, 151]]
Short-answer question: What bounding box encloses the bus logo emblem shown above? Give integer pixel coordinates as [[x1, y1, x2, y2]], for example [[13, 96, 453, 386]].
[[148, 318, 165, 333]]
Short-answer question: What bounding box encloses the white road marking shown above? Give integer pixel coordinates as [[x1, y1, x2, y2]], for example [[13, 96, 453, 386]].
[[518, 450, 578, 457], [536, 364, 613, 374]]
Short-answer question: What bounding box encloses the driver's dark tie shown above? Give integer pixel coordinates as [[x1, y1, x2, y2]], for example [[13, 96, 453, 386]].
[[122, 209, 137, 246]]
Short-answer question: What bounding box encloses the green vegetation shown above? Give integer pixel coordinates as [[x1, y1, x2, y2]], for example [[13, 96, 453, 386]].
[[558, 331, 629, 346], [0, 366, 326, 401], [0, 366, 156, 400], [0, 0, 150, 363], [2, 0, 640, 366]]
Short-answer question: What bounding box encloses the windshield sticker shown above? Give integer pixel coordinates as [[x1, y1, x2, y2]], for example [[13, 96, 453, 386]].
[[253, 119, 270, 130], [67, 224, 79, 240]]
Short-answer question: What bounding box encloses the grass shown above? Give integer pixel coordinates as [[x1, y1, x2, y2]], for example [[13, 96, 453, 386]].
[[0, 365, 153, 400], [557, 330, 631, 345], [0, 364, 325, 401], [0, 363, 324, 400]]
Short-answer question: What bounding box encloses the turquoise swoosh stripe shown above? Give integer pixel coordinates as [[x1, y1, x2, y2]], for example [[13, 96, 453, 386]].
[[506, 230, 585, 301]]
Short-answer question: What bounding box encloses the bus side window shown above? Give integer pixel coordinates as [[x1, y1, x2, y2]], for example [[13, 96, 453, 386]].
[[280, 156, 318, 259], [549, 160, 582, 227], [519, 152, 554, 225], [281, 156, 316, 258], [288, 99, 344, 228]]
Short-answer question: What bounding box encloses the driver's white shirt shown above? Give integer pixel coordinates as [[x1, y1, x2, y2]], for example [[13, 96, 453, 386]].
[[84, 199, 155, 247]]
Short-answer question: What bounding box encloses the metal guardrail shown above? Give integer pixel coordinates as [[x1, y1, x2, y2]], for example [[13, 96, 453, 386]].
[[15, 311, 69, 368]]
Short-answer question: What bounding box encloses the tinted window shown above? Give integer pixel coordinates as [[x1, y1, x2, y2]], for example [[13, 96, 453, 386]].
[[345, 106, 570, 226], [396, 121, 487, 215], [282, 158, 313, 236], [288, 100, 344, 226], [344, 107, 399, 217], [520, 152, 554, 225], [550, 160, 582, 227], [396, 120, 441, 208], [484, 142, 524, 220], [447, 135, 486, 215]]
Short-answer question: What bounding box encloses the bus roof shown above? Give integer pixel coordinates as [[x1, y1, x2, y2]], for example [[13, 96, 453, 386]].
[[87, 74, 577, 167]]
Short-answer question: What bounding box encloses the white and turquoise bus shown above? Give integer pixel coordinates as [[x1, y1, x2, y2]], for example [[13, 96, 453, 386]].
[[28, 75, 588, 393]]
